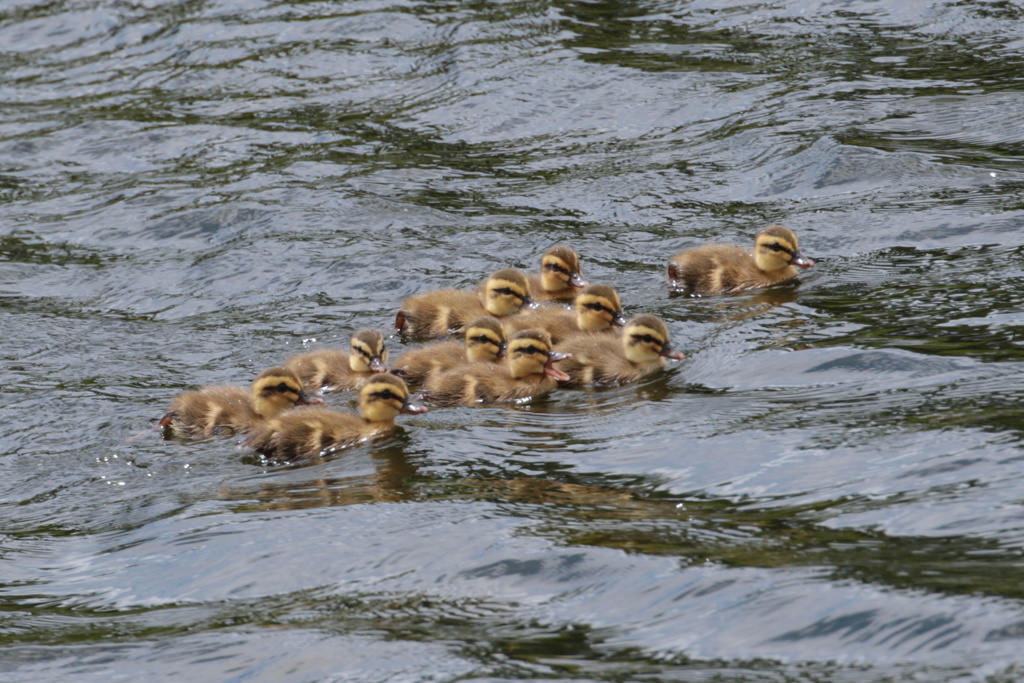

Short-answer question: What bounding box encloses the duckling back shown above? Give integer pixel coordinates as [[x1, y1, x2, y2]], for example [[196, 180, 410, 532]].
[[160, 367, 319, 437], [668, 225, 813, 295], [557, 314, 683, 387], [392, 315, 506, 385], [161, 385, 257, 437], [285, 328, 389, 393], [246, 373, 425, 461], [246, 406, 375, 461], [396, 269, 532, 339], [423, 329, 568, 406], [504, 283, 624, 343]]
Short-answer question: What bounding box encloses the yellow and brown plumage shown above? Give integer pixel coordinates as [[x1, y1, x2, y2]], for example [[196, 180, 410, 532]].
[[525, 245, 588, 303], [395, 268, 534, 339], [422, 329, 571, 406], [556, 314, 684, 387], [159, 367, 322, 437], [668, 225, 814, 296], [245, 373, 427, 461], [503, 283, 625, 344], [284, 328, 388, 393], [391, 315, 507, 386]]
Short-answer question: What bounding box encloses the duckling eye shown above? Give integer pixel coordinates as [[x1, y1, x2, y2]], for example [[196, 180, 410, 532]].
[[768, 242, 790, 254], [276, 382, 291, 392], [583, 302, 609, 313], [544, 263, 570, 275], [494, 287, 522, 299], [471, 335, 496, 345], [632, 334, 660, 345]]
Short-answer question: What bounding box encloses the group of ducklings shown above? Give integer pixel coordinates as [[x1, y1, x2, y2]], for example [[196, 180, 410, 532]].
[[160, 226, 813, 461]]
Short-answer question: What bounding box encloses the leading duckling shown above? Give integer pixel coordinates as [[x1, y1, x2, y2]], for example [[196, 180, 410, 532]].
[[556, 314, 684, 387], [159, 367, 323, 438], [503, 283, 625, 344], [526, 245, 588, 303], [423, 329, 571, 406], [395, 268, 534, 339], [284, 328, 388, 394], [391, 315, 507, 386], [246, 373, 427, 461], [668, 225, 814, 296]]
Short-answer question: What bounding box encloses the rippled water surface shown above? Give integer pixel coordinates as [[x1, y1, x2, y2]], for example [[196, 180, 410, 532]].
[[4, 0, 1024, 680]]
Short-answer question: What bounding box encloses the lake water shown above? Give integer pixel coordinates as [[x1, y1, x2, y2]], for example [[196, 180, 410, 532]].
[[3, 0, 1024, 680]]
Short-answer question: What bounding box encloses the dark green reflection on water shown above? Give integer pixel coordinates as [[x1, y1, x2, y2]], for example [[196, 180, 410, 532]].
[[808, 245, 1024, 363], [556, 0, 1024, 92]]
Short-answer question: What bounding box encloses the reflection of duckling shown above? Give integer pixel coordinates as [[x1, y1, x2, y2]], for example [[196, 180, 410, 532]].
[[423, 329, 571, 406], [246, 373, 427, 461], [556, 314, 684, 387], [284, 328, 388, 393], [159, 367, 322, 437], [391, 316, 507, 386], [395, 268, 533, 339], [503, 284, 625, 344], [526, 245, 588, 302], [668, 225, 814, 295]]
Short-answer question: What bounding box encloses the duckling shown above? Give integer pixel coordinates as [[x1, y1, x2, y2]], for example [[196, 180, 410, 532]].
[[556, 314, 684, 387], [503, 284, 626, 344], [284, 328, 388, 393], [668, 225, 814, 296], [395, 268, 534, 339], [422, 329, 571, 406], [526, 245, 588, 302], [159, 367, 322, 437], [245, 373, 427, 461], [391, 315, 507, 386]]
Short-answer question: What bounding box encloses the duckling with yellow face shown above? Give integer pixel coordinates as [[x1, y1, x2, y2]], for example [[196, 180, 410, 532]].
[[395, 268, 534, 339], [503, 283, 626, 344], [159, 367, 323, 437], [526, 245, 588, 303], [284, 328, 388, 394], [391, 315, 507, 386], [422, 329, 571, 406], [556, 314, 684, 387], [245, 373, 427, 461], [668, 225, 814, 296]]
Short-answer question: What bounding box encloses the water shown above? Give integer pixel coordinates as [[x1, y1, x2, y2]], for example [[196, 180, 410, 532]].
[[3, 0, 1024, 680]]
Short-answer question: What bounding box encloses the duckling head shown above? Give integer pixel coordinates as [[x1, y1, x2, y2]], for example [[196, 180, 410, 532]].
[[253, 367, 323, 417], [480, 268, 534, 316], [464, 315, 508, 362], [574, 284, 626, 331], [507, 329, 572, 381], [540, 245, 588, 292], [359, 373, 428, 422], [754, 225, 814, 272], [349, 328, 388, 373], [622, 314, 685, 364]]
